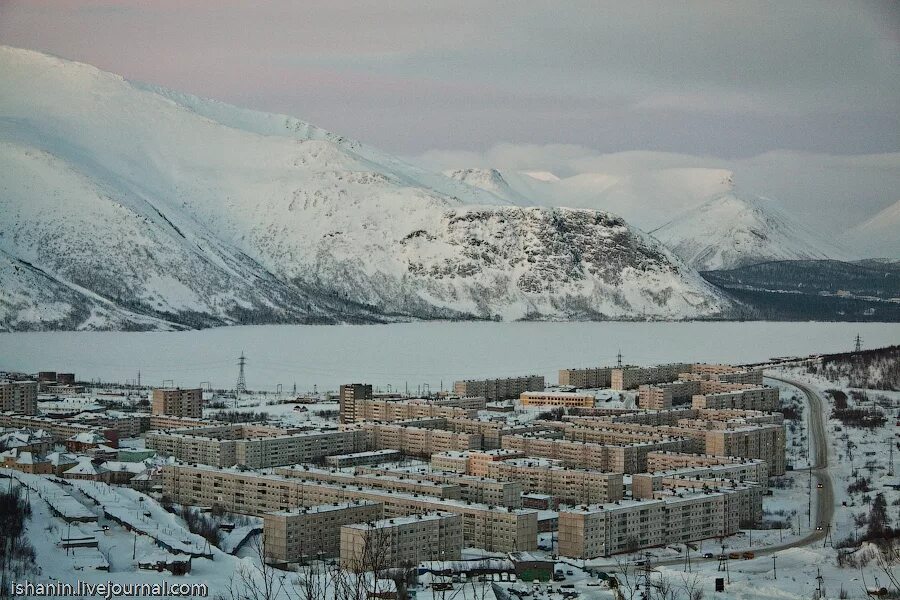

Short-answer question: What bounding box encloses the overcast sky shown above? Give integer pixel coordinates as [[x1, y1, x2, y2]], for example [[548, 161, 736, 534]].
[[1, 0, 898, 158]]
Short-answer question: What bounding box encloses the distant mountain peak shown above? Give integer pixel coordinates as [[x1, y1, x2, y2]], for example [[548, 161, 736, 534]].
[[652, 192, 849, 271]]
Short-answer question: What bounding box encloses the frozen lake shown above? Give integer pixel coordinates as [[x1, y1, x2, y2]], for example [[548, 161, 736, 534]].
[[1, 321, 897, 393]]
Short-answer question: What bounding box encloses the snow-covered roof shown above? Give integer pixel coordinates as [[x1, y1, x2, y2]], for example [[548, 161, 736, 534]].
[[64, 461, 109, 475], [67, 431, 110, 444]]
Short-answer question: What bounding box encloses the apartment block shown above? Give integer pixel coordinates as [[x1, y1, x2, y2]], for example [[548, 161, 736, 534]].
[[356, 422, 480, 456], [0, 413, 94, 441], [274, 466, 462, 499], [453, 376, 545, 401], [486, 459, 624, 505], [356, 467, 524, 507], [0, 380, 38, 415], [325, 449, 402, 468], [163, 464, 538, 552], [340, 512, 463, 570], [646, 452, 770, 481], [559, 415, 785, 475], [632, 475, 762, 525], [691, 385, 779, 412], [610, 363, 692, 390], [558, 488, 742, 558], [151, 388, 202, 419], [501, 433, 684, 473], [638, 380, 701, 410], [146, 425, 367, 468], [338, 397, 481, 424], [520, 391, 595, 409], [442, 418, 546, 450], [558, 367, 612, 389], [339, 384, 373, 424], [263, 500, 383, 562], [687, 364, 764, 385]]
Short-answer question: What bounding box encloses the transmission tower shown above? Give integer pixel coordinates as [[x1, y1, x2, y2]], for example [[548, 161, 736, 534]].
[[854, 333, 862, 353], [617, 349, 623, 369], [235, 352, 247, 396]]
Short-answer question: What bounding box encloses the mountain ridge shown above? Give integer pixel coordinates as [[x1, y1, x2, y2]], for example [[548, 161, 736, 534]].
[[0, 46, 732, 331]]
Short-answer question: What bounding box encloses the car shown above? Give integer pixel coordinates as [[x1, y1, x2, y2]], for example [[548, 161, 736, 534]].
[[817, 482, 824, 489], [816, 525, 824, 531], [728, 552, 741, 560], [742, 551, 755, 560], [566, 570, 573, 576], [703, 553, 714, 559]]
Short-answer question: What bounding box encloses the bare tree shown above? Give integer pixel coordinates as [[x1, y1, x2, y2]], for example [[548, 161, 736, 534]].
[[216, 534, 287, 600]]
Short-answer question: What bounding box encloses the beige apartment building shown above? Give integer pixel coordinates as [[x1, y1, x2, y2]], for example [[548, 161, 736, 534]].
[[151, 388, 202, 419], [146, 424, 367, 468], [0, 380, 38, 415], [638, 381, 701, 410], [163, 464, 538, 552], [443, 418, 546, 450], [520, 391, 595, 409], [500, 433, 682, 473], [558, 367, 612, 389], [646, 451, 769, 480], [610, 363, 693, 390], [356, 422, 481, 456], [558, 488, 742, 558], [558, 415, 785, 475], [340, 512, 463, 570], [486, 459, 624, 505], [691, 385, 779, 412], [356, 467, 524, 507], [453, 376, 545, 401], [635, 475, 763, 525], [263, 500, 383, 563], [0, 413, 93, 441], [687, 364, 764, 385], [325, 449, 401, 468], [338, 397, 480, 424], [274, 466, 462, 499], [339, 384, 373, 423]]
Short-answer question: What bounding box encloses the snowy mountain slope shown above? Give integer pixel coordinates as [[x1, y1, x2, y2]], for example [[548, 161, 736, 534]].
[[443, 168, 532, 205], [846, 200, 900, 259], [651, 193, 850, 271], [0, 46, 732, 330], [443, 165, 734, 230]]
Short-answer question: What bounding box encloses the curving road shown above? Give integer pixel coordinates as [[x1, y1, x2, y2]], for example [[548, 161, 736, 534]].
[[600, 373, 835, 569]]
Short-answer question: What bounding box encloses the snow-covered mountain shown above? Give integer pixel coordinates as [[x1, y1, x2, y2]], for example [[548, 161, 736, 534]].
[[651, 193, 850, 271], [847, 200, 900, 259], [443, 165, 735, 230], [0, 47, 732, 330]]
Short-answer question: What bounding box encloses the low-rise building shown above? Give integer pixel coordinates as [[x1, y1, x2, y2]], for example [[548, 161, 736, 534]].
[[520, 391, 595, 409]]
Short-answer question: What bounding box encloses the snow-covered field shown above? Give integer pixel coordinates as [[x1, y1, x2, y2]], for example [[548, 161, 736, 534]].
[[2, 321, 898, 392]]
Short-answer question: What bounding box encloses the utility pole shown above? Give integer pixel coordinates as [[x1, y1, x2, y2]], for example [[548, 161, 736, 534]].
[[815, 566, 824, 599], [772, 555, 777, 580]]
